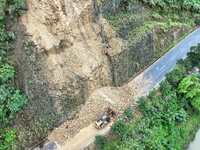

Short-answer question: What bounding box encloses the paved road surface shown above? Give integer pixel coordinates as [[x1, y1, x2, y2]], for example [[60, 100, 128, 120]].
[[60, 28, 200, 150], [143, 28, 200, 89], [188, 129, 200, 150]]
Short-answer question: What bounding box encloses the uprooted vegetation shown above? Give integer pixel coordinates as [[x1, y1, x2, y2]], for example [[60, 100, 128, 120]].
[[96, 44, 200, 150]]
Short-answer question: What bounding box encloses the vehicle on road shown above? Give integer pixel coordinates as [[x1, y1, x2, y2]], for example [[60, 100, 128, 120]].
[[95, 108, 116, 129]]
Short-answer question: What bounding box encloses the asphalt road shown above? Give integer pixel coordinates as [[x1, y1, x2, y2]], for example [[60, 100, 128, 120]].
[[142, 28, 200, 90]]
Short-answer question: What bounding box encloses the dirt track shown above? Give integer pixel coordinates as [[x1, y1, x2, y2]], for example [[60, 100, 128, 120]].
[[62, 122, 113, 150]]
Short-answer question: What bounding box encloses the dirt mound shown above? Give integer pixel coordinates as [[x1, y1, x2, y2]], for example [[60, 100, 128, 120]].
[[48, 86, 131, 145]]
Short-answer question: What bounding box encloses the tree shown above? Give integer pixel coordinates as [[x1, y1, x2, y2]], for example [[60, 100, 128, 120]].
[[111, 119, 130, 139], [0, 64, 15, 83], [0, 1, 27, 149], [187, 44, 200, 67], [178, 74, 200, 111], [166, 64, 187, 87]]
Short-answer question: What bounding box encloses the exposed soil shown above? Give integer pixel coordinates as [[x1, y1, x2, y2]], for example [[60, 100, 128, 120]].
[[48, 86, 132, 145], [45, 27, 200, 149], [46, 72, 151, 149], [14, 0, 195, 149]]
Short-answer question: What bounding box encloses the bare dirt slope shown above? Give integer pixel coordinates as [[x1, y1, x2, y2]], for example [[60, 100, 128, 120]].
[[21, 0, 114, 103], [17, 0, 124, 147]]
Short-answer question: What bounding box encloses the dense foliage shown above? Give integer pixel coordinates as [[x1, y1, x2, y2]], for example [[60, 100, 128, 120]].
[[141, 0, 200, 12], [0, 0, 27, 149], [96, 44, 200, 149], [178, 74, 200, 112], [100, 0, 200, 13]]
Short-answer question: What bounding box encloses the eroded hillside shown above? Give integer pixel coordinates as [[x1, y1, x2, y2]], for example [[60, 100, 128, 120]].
[[11, 0, 199, 148], [14, 0, 122, 148]]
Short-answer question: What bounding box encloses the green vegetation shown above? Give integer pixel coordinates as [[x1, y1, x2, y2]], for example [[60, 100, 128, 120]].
[[100, 0, 200, 13], [141, 0, 200, 12], [103, 0, 199, 53], [0, 0, 27, 149], [96, 44, 200, 150], [178, 74, 200, 112], [104, 0, 196, 44], [95, 135, 108, 150], [102, 0, 198, 86]]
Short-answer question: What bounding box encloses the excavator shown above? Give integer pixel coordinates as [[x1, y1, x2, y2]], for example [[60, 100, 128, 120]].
[[95, 107, 116, 129]]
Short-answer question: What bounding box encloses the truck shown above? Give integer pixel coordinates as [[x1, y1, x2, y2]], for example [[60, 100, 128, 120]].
[[95, 108, 116, 129]]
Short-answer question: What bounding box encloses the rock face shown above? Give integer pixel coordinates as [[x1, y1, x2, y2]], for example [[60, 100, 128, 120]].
[[109, 26, 190, 86]]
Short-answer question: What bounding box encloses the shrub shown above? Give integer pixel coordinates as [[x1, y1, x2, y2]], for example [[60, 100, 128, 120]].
[[7, 0, 26, 17], [0, 64, 15, 83], [141, 0, 200, 13], [0, 129, 16, 150], [166, 64, 187, 87], [178, 74, 200, 112], [95, 135, 108, 150], [0, 0, 27, 149], [123, 107, 133, 120], [111, 119, 130, 139], [187, 44, 200, 67], [0, 85, 27, 127], [160, 80, 173, 97], [195, 18, 200, 25], [191, 98, 200, 112]]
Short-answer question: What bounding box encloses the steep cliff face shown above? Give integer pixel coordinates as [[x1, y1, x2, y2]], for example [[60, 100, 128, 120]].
[[109, 26, 190, 85], [14, 0, 122, 147], [22, 0, 113, 106]]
